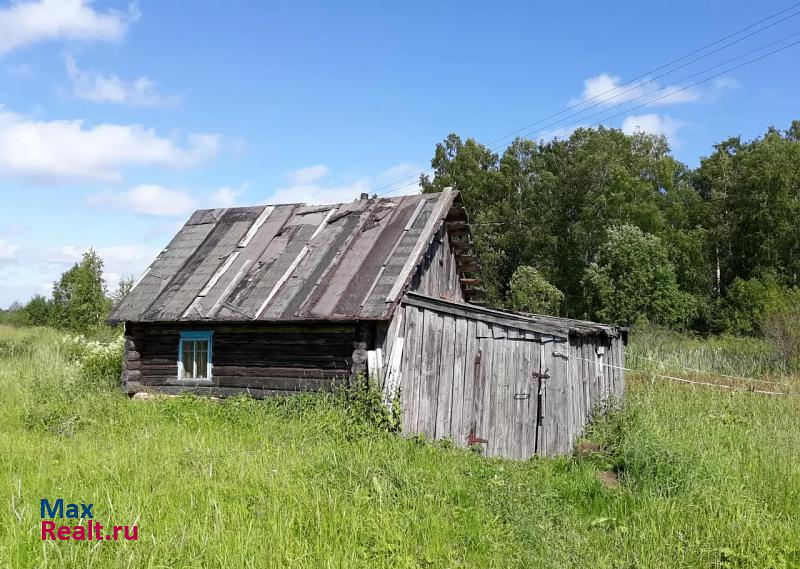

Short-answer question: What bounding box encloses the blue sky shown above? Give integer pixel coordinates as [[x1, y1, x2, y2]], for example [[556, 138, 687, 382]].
[[1, 0, 799, 307]]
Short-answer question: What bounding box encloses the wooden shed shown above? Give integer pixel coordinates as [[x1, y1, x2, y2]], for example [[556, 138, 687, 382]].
[[110, 188, 625, 458]]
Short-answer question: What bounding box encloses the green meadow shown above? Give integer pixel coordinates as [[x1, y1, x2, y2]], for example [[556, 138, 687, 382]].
[[0, 324, 798, 568]]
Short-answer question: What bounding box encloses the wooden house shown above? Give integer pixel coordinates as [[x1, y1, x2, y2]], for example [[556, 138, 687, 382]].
[[110, 188, 625, 458]]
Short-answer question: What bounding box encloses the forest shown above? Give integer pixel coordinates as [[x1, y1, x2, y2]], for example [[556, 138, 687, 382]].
[[2, 120, 799, 363], [420, 121, 800, 365]]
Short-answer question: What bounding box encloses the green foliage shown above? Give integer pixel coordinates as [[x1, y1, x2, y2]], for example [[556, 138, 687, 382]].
[[22, 294, 52, 326], [627, 323, 792, 378], [50, 249, 111, 332], [716, 276, 784, 335], [111, 274, 135, 307], [421, 121, 800, 338], [333, 373, 401, 434], [694, 125, 800, 289], [507, 266, 564, 315], [761, 287, 800, 370], [582, 225, 692, 327], [1, 324, 800, 567]]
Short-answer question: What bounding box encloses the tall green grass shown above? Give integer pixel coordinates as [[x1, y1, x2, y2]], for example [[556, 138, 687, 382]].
[[627, 324, 799, 380], [0, 324, 798, 568]]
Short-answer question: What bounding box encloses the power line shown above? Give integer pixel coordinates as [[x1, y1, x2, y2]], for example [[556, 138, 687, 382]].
[[378, 33, 800, 197], [372, 3, 800, 197], [511, 33, 800, 144], [483, 8, 800, 150]]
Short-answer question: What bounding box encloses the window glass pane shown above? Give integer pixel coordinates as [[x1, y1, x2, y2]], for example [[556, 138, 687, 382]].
[[196, 349, 208, 378], [180, 335, 211, 380], [196, 339, 208, 378], [182, 340, 195, 379]]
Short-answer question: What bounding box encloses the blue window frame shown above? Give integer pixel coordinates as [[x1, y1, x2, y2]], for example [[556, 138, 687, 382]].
[[178, 331, 214, 380]]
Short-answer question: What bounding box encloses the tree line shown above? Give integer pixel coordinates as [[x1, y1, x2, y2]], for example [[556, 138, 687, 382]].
[[0, 250, 133, 333], [2, 120, 798, 347], [421, 120, 800, 343]]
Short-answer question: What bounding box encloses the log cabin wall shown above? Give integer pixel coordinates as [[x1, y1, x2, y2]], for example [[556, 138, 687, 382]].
[[123, 321, 355, 397], [383, 295, 625, 459]]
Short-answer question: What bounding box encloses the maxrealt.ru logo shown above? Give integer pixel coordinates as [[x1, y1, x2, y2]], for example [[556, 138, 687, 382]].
[[40, 498, 138, 542]]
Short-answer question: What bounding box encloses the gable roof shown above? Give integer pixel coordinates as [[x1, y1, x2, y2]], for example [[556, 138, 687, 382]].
[[110, 189, 474, 323]]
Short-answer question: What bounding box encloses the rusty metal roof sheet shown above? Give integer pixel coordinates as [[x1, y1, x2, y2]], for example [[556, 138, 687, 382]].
[[110, 190, 459, 323]]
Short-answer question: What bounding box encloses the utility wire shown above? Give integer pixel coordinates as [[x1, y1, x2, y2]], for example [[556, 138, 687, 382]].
[[378, 34, 800, 197], [372, 3, 800, 197]]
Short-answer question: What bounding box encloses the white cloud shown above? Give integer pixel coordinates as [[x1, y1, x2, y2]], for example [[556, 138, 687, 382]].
[[285, 164, 329, 185], [269, 179, 371, 205], [621, 113, 683, 146], [211, 185, 247, 207], [0, 239, 20, 259], [88, 184, 197, 217], [0, 0, 135, 56], [0, 242, 159, 307], [269, 162, 427, 205], [65, 55, 178, 107], [573, 73, 701, 108], [0, 108, 219, 182]]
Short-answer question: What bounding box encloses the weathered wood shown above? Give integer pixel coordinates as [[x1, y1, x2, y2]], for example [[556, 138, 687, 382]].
[[417, 309, 443, 438], [401, 305, 424, 432], [402, 293, 569, 337], [434, 314, 456, 439], [449, 317, 469, 446], [254, 208, 338, 319], [386, 188, 454, 303], [111, 222, 219, 322], [151, 211, 258, 320], [458, 320, 479, 447]]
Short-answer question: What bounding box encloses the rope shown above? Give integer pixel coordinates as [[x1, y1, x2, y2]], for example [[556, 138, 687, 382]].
[[625, 352, 797, 388], [569, 356, 800, 397]]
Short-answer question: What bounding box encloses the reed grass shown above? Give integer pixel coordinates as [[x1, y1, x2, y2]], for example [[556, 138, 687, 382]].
[[0, 324, 798, 568]]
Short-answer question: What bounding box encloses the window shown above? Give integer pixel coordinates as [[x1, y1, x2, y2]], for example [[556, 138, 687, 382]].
[[178, 331, 213, 380]]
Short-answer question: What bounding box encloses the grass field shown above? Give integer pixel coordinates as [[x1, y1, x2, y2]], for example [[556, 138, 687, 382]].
[[0, 324, 799, 568]]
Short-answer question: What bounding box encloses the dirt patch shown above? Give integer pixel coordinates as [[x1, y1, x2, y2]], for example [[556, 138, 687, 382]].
[[595, 470, 620, 489], [576, 441, 602, 457]]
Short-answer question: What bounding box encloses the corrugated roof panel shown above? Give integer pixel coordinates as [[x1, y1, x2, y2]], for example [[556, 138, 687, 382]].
[[108, 190, 458, 323]]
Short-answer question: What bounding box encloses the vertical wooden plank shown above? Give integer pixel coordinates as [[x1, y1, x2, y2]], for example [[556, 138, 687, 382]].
[[536, 342, 547, 456], [418, 309, 443, 438], [518, 339, 534, 459], [554, 341, 572, 454], [511, 337, 532, 459], [474, 332, 495, 450], [571, 338, 584, 436], [583, 338, 593, 417], [449, 317, 469, 447], [541, 341, 558, 456], [459, 320, 479, 448], [486, 337, 508, 458], [400, 306, 423, 433], [435, 314, 456, 439], [366, 350, 377, 380]]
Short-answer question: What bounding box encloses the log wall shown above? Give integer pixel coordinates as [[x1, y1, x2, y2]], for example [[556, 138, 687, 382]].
[[123, 321, 355, 397]]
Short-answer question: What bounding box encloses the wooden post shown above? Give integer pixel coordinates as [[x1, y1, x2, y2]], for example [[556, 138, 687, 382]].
[[350, 322, 374, 381]]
